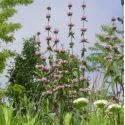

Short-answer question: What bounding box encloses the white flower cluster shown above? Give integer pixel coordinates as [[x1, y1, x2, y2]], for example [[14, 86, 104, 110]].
[[107, 104, 122, 113], [73, 97, 89, 108], [94, 100, 108, 108]]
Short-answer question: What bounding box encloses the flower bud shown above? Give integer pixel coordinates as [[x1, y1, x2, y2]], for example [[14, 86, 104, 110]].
[[68, 3, 72, 9], [81, 16, 87, 21], [67, 11, 73, 16], [111, 17, 116, 21]]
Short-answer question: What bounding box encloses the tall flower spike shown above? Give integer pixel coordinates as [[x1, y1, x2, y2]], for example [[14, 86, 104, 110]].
[[80, 0, 88, 58], [45, 6, 53, 47], [80, 0, 88, 79], [67, 2, 75, 55], [53, 28, 59, 49], [35, 32, 41, 47], [45, 6, 53, 66]]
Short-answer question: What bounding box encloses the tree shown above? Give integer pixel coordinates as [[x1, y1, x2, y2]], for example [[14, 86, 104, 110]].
[[87, 18, 124, 97], [0, 0, 33, 73]]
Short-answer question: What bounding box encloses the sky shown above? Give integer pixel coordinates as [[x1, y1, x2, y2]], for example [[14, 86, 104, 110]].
[[0, 0, 123, 88]]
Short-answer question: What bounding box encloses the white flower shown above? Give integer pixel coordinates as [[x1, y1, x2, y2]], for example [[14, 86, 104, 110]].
[[73, 97, 89, 108], [94, 100, 108, 108], [107, 104, 122, 113]]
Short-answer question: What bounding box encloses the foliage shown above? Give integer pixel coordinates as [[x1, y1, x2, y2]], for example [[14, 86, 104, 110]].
[[0, 0, 33, 73], [86, 19, 124, 96]]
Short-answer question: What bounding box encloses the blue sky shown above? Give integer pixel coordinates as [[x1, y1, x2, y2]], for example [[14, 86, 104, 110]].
[[0, 0, 123, 87]]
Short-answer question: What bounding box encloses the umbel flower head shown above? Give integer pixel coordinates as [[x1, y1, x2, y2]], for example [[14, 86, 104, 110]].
[[73, 97, 89, 108], [107, 104, 122, 113], [94, 100, 108, 108]]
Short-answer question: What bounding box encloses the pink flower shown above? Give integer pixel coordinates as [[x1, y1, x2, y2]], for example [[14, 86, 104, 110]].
[[72, 79, 78, 83], [42, 67, 50, 72], [56, 85, 65, 90], [35, 51, 41, 56], [111, 35, 117, 40], [60, 60, 68, 65], [46, 36, 52, 41], [40, 56, 46, 61], [35, 64, 44, 69], [80, 76, 87, 81], [47, 46, 52, 51], [111, 17, 116, 21], [59, 49, 66, 53], [54, 48, 60, 53], [105, 55, 113, 60], [80, 65, 86, 70], [81, 4, 86, 8], [37, 77, 48, 83], [46, 13, 51, 19], [105, 35, 110, 40], [67, 11, 73, 16], [81, 16, 87, 21], [111, 24, 117, 30], [45, 25, 51, 31], [68, 3, 72, 9], [53, 28, 59, 34], [80, 28, 87, 32], [104, 45, 112, 49], [52, 63, 61, 68], [79, 88, 88, 92], [53, 74, 61, 78], [35, 40, 40, 45]]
